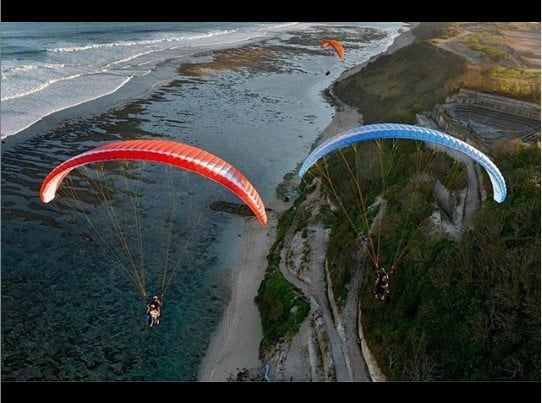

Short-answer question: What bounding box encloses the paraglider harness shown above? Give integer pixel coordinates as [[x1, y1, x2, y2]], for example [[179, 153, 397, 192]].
[[373, 268, 390, 300], [146, 296, 164, 328]]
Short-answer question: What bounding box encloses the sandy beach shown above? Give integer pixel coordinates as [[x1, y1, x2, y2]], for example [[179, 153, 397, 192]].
[[199, 200, 287, 381], [198, 24, 418, 382]]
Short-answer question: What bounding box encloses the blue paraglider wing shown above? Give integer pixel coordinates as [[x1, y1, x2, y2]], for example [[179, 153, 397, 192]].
[[298, 123, 507, 203]]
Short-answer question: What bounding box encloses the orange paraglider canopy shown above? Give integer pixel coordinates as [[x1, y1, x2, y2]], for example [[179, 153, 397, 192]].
[[321, 39, 345, 59]]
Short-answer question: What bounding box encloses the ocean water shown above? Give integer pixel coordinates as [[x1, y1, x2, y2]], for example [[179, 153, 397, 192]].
[[1, 22, 406, 380], [1, 22, 305, 138]]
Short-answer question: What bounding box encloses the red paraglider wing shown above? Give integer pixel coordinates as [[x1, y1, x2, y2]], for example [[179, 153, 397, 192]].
[[40, 139, 267, 226], [321, 39, 345, 59]]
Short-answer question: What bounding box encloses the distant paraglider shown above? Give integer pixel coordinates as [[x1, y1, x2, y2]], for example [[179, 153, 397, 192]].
[[321, 39, 345, 59]]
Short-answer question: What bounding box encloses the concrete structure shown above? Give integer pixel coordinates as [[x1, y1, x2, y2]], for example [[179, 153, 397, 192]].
[[423, 88, 540, 150]]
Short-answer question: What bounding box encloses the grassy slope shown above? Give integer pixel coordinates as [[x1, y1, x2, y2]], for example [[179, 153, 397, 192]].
[[448, 65, 541, 103], [334, 42, 466, 123]]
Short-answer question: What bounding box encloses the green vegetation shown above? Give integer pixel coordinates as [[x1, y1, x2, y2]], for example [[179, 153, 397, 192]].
[[313, 135, 539, 380], [449, 66, 541, 103], [312, 141, 467, 308], [334, 42, 466, 123], [255, 193, 310, 351], [461, 33, 507, 61], [489, 66, 540, 80], [358, 143, 540, 380]]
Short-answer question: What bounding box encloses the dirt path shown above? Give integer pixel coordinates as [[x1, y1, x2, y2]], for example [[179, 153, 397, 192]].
[[437, 148, 480, 234], [336, 254, 370, 381], [275, 183, 386, 381], [417, 115, 481, 235], [278, 187, 350, 381], [338, 197, 387, 381]]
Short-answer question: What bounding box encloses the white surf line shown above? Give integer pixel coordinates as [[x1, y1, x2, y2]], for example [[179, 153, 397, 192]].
[[1, 75, 133, 139]]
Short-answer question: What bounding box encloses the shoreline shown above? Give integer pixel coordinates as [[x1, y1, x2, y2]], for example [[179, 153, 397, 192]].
[[0, 57, 180, 151], [197, 23, 419, 382], [198, 199, 287, 381]]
